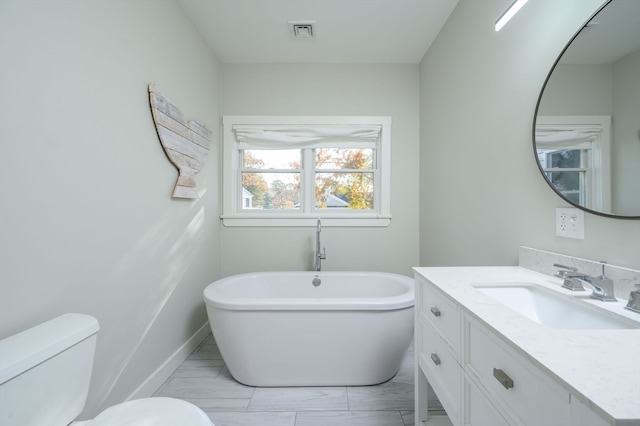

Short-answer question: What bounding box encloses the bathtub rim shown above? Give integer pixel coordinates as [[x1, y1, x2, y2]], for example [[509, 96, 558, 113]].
[[203, 270, 414, 311]]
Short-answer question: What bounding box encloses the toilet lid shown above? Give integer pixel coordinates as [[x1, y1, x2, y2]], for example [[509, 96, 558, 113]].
[[86, 397, 213, 426]]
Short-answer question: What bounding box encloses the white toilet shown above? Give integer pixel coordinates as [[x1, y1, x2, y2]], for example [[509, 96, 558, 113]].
[[0, 313, 214, 426]]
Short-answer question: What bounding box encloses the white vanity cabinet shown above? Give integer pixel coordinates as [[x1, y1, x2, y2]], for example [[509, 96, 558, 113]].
[[414, 272, 462, 425], [415, 274, 462, 425], [464, 317, 570, 425], [464, 378, 510, 426], [414, 270, 617, 426]]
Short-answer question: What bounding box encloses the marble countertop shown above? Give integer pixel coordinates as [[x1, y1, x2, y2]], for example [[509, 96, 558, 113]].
[[413, 266, 640, 424]]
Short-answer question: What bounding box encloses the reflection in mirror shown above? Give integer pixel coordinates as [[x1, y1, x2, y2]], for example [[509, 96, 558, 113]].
[[534, 0, 640, 218]]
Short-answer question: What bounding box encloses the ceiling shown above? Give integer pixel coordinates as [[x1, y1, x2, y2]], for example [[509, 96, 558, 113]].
[[177, 0, 459, 64]]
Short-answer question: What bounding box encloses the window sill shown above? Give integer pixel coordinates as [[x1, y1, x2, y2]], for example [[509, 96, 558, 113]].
[[220, 214, 391, 227]]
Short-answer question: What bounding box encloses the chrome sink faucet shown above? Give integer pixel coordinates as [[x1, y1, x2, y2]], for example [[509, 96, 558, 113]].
[[554, 262, 617, 301], [625, 284, 640, 313], [315, 218, 326, 272]]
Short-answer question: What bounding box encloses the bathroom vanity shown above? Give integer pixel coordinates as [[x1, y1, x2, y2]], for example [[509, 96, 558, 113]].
[[414, 266, 640, 426]]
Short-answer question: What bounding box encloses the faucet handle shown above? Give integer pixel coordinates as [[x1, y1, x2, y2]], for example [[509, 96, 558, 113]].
[[553, 263, 578, 279], [553, 264, 587, 291], [598, 260, 609, 278], [554, 263, 577, 272], [625, 283, 640, 313]]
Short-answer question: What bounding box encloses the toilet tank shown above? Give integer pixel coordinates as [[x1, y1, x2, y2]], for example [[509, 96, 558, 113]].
[[0, 313, 100, 426]]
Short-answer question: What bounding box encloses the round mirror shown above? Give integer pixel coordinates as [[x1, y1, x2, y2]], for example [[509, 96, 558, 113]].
[[533, 0, 640, 219]]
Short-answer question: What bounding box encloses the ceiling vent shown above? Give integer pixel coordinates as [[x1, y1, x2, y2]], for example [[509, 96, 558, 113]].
[[288, 21, 316, 39]]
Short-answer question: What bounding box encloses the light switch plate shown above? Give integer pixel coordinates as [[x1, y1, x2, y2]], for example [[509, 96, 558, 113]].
[[556, 207, 585, 239]]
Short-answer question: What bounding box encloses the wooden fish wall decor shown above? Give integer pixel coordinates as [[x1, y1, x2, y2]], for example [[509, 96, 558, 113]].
[[149, 83, 212, 199]]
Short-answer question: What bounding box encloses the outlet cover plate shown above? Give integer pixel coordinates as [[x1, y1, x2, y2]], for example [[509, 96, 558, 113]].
[[556, 207, 585, 239]]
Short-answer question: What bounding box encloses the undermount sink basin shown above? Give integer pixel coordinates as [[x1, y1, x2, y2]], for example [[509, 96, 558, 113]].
[[474, 284, 639, 330]]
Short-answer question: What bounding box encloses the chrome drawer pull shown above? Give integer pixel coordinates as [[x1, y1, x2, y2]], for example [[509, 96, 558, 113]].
[[493, 368, 514, 389], [430, 307, 441, 317], [430, 353, 441, 366]]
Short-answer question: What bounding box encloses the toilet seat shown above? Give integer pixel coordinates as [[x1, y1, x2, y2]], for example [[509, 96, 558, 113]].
[[82, 397, 213, 426]]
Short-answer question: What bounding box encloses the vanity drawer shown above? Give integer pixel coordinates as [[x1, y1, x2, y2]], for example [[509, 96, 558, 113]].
[[466, 320, 570, 425], [418, 275, 461, 355], [465, 380, 511, 426], [419, 317, 461, 424]]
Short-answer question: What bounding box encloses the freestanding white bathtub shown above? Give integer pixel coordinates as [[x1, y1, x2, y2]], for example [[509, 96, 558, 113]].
[[203, 271, 414, 387]]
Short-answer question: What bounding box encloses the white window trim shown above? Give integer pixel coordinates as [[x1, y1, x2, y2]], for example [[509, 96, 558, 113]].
[[536, 115, 611, 212], [221, 116, 392, 227]]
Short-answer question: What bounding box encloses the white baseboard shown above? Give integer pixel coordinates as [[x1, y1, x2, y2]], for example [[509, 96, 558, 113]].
[[126, 322, 211, 400], [422, 414, 453, 426]]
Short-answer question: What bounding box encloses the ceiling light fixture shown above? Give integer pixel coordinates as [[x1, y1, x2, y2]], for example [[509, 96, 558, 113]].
[[495, 0, 528, 31]]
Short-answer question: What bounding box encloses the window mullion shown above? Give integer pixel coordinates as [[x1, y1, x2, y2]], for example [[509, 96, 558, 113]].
[[322, 167, 372, 172], [543, 167, 587, 172], [237, 149, 244, 213]]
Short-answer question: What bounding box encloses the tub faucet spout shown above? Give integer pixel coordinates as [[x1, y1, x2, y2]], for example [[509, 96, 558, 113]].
[[315, 218, 326, 271]]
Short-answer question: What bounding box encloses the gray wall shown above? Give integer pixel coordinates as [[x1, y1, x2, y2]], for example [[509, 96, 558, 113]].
[[420, 0, 640, 269], [0, 0, 222, 416], [612, 50, 640, 216], [220, 64, 421, 277], [538, 64, 612, 115]]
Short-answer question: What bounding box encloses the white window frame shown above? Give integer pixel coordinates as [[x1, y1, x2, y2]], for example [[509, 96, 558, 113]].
[[222, 116, 392, 227], [535, 116, 611, 212]]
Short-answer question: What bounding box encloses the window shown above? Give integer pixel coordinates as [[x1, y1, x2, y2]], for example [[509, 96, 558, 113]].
[[539, 148, 589, 205], [535, 116, 611, 211], [222, 116, 392, 226]]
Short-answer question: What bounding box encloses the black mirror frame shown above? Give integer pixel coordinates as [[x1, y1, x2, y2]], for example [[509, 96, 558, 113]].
[[532, 0, 639, 220]]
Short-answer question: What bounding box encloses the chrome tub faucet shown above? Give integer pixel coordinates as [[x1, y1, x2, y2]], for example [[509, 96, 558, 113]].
[[315, 218, 326, 272], [554, 262, 617, 302]]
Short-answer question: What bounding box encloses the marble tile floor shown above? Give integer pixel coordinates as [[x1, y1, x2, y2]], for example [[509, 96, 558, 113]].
[[154, 334, 416, 426]]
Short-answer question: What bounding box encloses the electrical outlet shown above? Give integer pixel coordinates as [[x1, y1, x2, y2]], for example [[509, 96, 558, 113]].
[[556, 207, 585, 239]]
